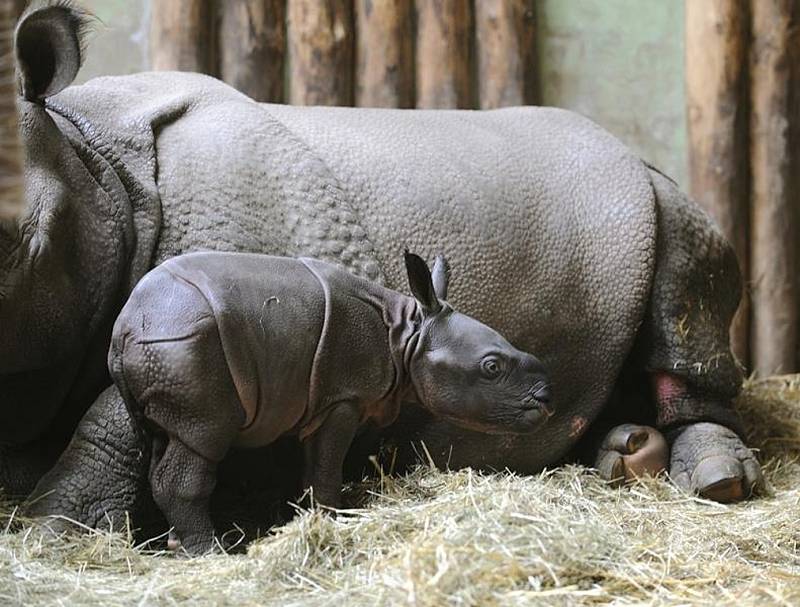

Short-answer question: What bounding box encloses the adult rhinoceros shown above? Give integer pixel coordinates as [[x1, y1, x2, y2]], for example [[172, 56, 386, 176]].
[[1, 2, 761, 526]]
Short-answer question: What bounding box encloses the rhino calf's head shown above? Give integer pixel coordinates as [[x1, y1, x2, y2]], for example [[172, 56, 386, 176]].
[[404, 251, 552, 435]]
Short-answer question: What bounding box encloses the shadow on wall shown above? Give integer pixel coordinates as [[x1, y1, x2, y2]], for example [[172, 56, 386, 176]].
[[74, 0, 687, 188]]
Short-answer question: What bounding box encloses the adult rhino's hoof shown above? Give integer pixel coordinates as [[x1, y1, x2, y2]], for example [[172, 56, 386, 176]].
[[670, 422, 763, 503], [595, 424, 669, 486]]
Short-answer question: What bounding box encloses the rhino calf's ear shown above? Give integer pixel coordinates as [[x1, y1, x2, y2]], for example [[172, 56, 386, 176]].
[[431, 254, 450, 300], [404, 249, 442, 315], [15, 2, 93, 102]]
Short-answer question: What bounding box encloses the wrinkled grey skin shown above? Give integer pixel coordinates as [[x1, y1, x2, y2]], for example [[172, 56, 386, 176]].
[[111, 250, 550, 553], [0, 3, 761, 529]]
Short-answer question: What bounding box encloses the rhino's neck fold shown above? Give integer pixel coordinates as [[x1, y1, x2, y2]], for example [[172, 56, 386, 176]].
[[385, 296, 424, 407]]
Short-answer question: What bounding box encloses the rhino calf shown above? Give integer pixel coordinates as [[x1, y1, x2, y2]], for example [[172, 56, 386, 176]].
[[109, 251, 551, 553]]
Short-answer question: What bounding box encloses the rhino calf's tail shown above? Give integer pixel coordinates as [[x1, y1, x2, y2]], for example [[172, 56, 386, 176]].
[[0, 0, 23, 221]]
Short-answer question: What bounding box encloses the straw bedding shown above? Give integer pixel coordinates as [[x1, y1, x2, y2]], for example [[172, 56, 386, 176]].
[[2, 376, 799, 606]]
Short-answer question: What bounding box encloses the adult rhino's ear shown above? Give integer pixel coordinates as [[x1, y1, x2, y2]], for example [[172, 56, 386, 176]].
[[15, 2, 93, 102], [404, 250, 443, 315], [431, 254, 450, 301]]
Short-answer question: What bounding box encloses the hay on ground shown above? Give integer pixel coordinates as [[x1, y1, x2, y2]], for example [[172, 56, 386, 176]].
[[1, 375, 800, 606]]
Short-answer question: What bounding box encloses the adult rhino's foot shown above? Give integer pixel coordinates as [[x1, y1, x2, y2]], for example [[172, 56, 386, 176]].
[[26, 385, 158, 533], [595, 423, 669, 486], [669, 422, 763, 503]]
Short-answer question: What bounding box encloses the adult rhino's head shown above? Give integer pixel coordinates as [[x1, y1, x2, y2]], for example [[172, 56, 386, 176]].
[[404, 251, 553, 435], [0, 2, 133, 444]]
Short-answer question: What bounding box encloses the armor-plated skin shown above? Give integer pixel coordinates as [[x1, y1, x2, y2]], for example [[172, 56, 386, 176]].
[[110, 251, 551, 553], [0, 3, 762, 523]]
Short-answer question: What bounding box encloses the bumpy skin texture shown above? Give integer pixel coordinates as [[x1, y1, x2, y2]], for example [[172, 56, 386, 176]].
[[27, 385, 154, 530], [3, 8, 755, 525], [640, 170, 743, 422]]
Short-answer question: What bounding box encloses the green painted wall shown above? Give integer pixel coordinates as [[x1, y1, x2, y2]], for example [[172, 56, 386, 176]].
[[75, 0, 688, 187], [76, 0, 149, 82], [537, 0, 687, 187]]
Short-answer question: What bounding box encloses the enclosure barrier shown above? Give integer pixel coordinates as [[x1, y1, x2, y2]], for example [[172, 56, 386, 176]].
[[686, 0, 799, 377], [149, 0, 538, 109]]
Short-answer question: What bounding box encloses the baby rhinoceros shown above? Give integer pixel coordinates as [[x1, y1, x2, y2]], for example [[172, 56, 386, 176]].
[[109, 251, 552, 553]]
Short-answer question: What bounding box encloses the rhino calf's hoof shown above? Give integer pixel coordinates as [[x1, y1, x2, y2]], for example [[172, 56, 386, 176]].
[[595, 424, 669, 486], [670, 422, 763, 503]]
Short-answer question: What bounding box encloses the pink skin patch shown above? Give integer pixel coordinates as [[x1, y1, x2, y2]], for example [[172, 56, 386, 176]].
[[652, 372, 686, 426], [569, 415, 588, 439]]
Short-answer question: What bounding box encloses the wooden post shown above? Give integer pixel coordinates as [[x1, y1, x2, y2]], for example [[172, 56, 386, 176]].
[[219, 0, 285, 102], [685, 0, 750, 366], [749, 0, 798, 375], [287, 0, 354, 106], [150, 0, 215, 74], [793, 8, 800, 373], [415, 0, 473, 109], [354, 0, 414, 108], [475, 0, 538, 109], [0, 0, 23, 220]]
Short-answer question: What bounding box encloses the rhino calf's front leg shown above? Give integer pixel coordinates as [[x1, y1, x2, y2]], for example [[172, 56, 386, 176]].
[[303, 402, 361, 509]]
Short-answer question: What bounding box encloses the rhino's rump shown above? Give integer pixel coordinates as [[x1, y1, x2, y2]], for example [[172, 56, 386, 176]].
[[162, 254, 326, 447]]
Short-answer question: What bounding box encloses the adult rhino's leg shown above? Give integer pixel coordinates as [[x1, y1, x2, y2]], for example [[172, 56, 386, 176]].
[[627, 169, 763, 502], [26, 385, 158, 533]]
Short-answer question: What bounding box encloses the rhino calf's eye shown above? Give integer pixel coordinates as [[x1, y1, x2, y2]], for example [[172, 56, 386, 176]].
[[481, 358, 502, 378]]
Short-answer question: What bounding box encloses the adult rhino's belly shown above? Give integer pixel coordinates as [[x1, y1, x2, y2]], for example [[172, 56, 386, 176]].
[[265, 104, 658, 469]]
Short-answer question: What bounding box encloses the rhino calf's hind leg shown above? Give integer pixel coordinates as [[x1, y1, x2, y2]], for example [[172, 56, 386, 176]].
[[150, 433, 218, 554]]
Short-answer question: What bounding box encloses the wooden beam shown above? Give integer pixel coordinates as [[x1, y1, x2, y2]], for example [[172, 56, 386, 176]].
[[749, 0, 798, 375], [287, 0, 354, 106], [0, 0, 23, 220], [415, 0, 473, 108], [355, 0, 414, 108], [219, 0, 285, 102], [475, 0, 538, 108], [150, 0, 215, 74], [685, 0, 750, 366]]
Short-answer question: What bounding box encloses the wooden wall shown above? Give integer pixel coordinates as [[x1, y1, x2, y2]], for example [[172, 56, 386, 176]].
[[686, 0, 800, 376], [148, 0, 538, 108]]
